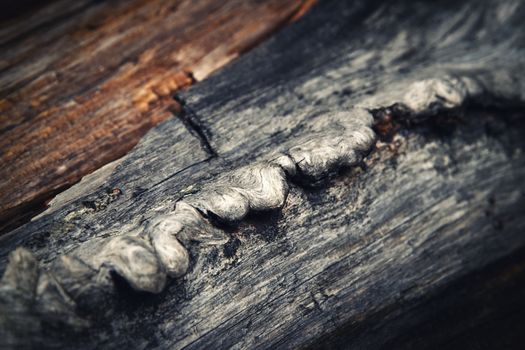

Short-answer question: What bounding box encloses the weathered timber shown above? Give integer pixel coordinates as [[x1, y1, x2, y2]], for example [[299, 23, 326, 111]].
[[0, 0, 315, 234], [1, 0, 525, 348]]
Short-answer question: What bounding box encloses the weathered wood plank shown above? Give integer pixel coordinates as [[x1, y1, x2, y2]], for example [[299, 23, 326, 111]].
[[0, 0, 315, 234], [1, 0, 525, 348]]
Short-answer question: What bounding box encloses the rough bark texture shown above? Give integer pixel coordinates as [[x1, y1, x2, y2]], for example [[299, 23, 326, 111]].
[[1, 0, 525, 348], [0, 0, 315, 234]]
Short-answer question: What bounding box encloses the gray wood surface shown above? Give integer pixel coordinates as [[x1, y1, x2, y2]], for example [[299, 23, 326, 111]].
[[1, 0, 525, 348]]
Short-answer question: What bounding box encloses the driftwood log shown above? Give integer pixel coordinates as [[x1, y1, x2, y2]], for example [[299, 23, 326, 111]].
[[1, 0, 525, 348]]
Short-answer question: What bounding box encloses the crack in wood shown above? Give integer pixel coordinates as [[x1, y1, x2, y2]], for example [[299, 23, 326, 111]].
[[172, 94, 218, 158]]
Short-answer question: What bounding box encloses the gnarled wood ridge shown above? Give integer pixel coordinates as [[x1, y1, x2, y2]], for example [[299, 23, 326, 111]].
[[1, 0, 525, 348]]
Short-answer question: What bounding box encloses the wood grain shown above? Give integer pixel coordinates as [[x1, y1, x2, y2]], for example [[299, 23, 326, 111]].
[[0, 0, 316, 234], [1, 0, 524, 348]]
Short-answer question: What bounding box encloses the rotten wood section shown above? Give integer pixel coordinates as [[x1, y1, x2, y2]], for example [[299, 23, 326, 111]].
[[0, 0, 316, 234], [1, 0, 525, 348]]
